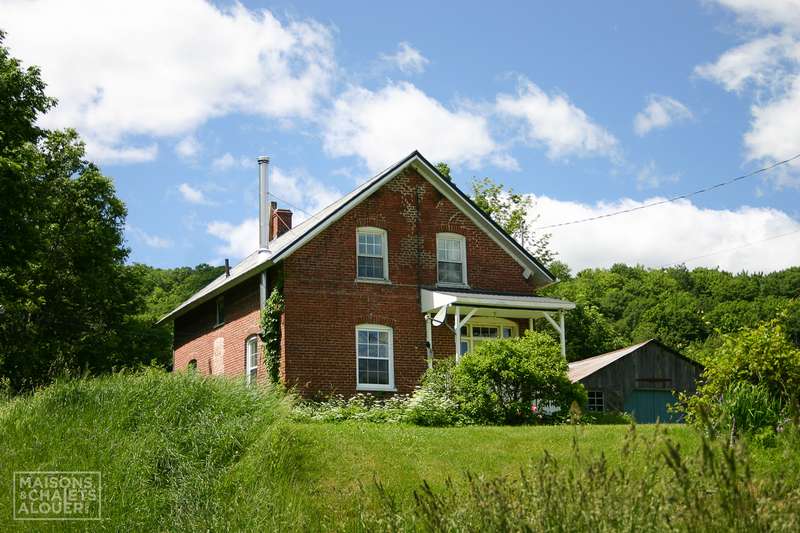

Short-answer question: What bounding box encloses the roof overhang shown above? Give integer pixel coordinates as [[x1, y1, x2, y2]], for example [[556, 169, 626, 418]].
[[420, 288, 575, 319]]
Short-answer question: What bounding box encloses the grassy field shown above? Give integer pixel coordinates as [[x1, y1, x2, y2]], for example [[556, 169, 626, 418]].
[[0, 371, 796, 531]]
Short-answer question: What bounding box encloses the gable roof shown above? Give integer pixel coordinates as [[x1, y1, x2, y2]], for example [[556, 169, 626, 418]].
[[567, 339, 703, 382], [158, 150, 557, 324]]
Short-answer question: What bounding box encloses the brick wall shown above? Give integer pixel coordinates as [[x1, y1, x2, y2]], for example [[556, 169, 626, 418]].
[[282, 168, 538, 396], [173, 276, 261, 378]]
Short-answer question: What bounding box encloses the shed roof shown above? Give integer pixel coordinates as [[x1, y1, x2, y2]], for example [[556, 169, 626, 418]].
[[567, 339, 703, 383], [567, 340, 653, 382], [158, 150, 556, 324]]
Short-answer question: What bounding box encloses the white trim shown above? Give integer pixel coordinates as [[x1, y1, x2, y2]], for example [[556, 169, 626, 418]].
[[355, 323, 395, 391], [245, 335, 258, 385], [436, 233, 468, 287], [159, 152, 556, 324], [420, 288, 575, 313], [458, 316, 519, 356], [356, 227, 390, 283]]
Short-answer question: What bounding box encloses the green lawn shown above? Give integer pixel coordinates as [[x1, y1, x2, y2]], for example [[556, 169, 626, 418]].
[[1, 372, 795, 532]]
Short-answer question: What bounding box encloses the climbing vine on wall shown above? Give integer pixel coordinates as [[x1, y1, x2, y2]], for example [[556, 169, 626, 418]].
[[260, 281, 284, 385]]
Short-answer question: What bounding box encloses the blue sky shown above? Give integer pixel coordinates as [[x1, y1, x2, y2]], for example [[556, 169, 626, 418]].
[[4, 0, 800, 272]]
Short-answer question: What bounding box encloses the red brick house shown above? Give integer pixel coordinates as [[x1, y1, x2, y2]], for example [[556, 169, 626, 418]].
[[159, 151, 574, 396]]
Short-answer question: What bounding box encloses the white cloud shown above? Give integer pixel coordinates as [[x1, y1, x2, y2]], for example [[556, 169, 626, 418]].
[[212, 153, 237, 171], [84, 140, 158, 164], [712, 0, 800, 31], [531, 194, 800, 272], [636, 161, 680, 190], [178, 183, 212, 205], [633, 95, 693, 136], [694, 35, 794, 92], [2, 0, 335, 163], [126, 225, 172, 249], [207, 166, 341, 259], [323, 82, 505, 172], [207, 218, 258, 259], [698, 2, 800, 186], [495, 79, 619, 160], [380, 42, 429, 74], [175, 135, 201, 159]]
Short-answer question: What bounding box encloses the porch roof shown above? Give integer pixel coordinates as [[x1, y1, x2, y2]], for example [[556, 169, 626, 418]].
[[420, 288, 575, 317]]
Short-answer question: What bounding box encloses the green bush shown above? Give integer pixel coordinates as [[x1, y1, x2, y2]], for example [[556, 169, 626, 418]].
[[450, 331, 586, 424], [682, 318, 800, 436]]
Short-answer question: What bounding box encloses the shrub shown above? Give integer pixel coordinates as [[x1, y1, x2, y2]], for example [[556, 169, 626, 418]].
[[450, 331, 586, 424], [682, 319, 800, 436]]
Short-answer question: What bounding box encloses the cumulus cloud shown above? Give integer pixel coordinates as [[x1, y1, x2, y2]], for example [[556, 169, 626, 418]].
[[175, 135, 201, 159], [495, 78, 619, 160], [694, 35, 794, 92], [2, 0, 335, 163], [633, 95, 693, 136], [531, 195, 800, 272], [380, 42, 429, 74], [207, 166, 341, 258], [178, 183, 212, 205], [697, 1, 800, 186], [126, 225, 172, 249], [323, 81, 506, 172]]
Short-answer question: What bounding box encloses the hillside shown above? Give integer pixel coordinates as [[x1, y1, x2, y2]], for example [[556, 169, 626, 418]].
[[2, 371, 798, 531]]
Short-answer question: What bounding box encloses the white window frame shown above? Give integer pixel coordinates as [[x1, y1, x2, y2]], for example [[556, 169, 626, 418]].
[[458, 316, 518, 356], [436, 233, 468, 287], [355, 324, 395, 391], [356, 227, 390, 283], [214, 297, 225, 327], [245, 336, 259, 385]]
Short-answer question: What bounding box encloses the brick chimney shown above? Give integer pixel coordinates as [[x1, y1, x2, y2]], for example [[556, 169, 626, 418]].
[[270, 203, 293, 240]]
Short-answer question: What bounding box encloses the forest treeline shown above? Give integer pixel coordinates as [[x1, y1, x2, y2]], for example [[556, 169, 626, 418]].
[[543, 263, 800, 361]]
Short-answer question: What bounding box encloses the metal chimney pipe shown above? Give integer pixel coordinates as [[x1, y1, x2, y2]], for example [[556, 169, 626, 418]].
[[258, 156, 270, 252]]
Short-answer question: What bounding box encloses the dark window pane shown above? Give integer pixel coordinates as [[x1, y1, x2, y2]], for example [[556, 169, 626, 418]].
[[358, 256, 384, 279], [438, 261, 463, 284]]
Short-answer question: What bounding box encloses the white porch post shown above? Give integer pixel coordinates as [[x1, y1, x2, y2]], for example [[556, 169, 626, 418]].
[[542, 311, 567, 359], [528, 317, 534, 334], [425, 313, 433, 369], [454, 306, 461, 361]]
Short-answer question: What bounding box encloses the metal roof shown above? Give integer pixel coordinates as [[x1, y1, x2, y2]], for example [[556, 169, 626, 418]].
[[158, 150, 557, 324], [420, 288, 575, 313], [567, 340, 653, 382]]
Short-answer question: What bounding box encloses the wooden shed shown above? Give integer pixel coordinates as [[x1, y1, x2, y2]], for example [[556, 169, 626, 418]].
[[567, 339, 703, 423]]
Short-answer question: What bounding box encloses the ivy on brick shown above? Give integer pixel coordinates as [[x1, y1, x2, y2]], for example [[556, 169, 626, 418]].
[[260, 281, 284, 385]]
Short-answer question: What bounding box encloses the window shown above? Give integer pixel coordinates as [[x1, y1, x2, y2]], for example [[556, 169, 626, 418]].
[[587, 390, 604, 412], [245, 336, 258, 385], [356, 227, 389, 281], [214, 297, 225, 327], [436, 233, 467, 286], [355, 324, 394, 390], [187, 359, 197, 371], [458, 318, 518, 356]]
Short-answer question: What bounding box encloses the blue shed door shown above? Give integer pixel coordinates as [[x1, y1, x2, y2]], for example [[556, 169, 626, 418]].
[[624, 390, 680, 423]]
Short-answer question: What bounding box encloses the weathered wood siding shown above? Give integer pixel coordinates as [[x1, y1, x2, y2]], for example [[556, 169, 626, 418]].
[[579, 342, 702, 412]]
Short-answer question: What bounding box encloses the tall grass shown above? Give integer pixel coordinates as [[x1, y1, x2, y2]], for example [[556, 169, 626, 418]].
[[360, 426, 800, 532], [0, 369, 293, 531]]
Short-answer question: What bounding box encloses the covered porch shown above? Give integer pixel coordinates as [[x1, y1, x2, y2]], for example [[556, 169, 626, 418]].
[[420, 289, 576, 367]]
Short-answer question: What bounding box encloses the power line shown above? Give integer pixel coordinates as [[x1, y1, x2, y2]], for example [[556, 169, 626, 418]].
[[660, 228, 800, 268], [533, 152, 800, 231]]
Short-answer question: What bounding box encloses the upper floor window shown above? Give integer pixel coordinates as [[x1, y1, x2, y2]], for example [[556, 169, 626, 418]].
[[356, 227, 388, 281], [436, 233, 467, 286], [355, 324, 394, 391], [214, 297, 225, 327], [245, 336, 258, 385]]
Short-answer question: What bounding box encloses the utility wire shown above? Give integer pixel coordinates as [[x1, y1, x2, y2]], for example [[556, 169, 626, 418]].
[[534, 153, 800, 231], [660, 228, 800, 268]]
